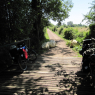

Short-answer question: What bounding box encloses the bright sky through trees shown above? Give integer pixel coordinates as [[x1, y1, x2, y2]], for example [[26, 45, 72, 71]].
[[50, 0, 94, 25]]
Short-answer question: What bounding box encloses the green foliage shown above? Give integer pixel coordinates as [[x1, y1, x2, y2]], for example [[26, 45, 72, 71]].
[[75, 31, 87, 43], [83, 0, 95, 24], [59, 27, 63, 34], [47, 23, 58, 32], [0, 0, 73, 46], [66, 41, 71, 47], [43, 27, 49, 41], [52, 24, 92, 56], [51, 26, 57, 32], [48, 23, 55, 28], [54, 26, 57, 32], [46, 0, 73, 22], [51, 26, 55, 32], [85, 24, 95, 38], [89, 23, 95, 36], [67, 21, 74, 27], [73, 45, 82, 52], [52, 25, 90, 56], [77, 32, 84, 37], [76, 37, 84, 43], [63, 23, 67, 27], [63, 28, 75, 40]]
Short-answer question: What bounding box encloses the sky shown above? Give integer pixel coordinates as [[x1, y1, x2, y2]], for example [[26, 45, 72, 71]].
[[50, 0, 94, 25]]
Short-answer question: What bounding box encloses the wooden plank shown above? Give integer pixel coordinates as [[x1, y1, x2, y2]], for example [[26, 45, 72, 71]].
[[0, 56, 94, 95]]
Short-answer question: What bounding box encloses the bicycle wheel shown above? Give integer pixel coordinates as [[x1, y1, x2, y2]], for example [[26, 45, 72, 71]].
[[18, 56, 27, 70], [28, 50, 37, 61]]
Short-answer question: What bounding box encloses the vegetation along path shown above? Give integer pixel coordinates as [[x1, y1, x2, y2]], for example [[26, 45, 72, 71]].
[[41, 29, 78, 57], [1, 29, 95, 95]]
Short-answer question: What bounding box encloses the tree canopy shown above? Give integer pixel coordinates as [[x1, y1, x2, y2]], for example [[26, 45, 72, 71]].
[[82, 0, 95, 39], [83, 0, 95, 24], [0, 0, 73, 47], [67, 21, 73, 26]]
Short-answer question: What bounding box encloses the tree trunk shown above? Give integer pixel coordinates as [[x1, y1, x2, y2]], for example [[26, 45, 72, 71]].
[[31, 0, 41, 44]]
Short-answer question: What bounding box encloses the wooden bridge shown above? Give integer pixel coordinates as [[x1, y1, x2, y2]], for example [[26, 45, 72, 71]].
[[0, 56, 95, 95]]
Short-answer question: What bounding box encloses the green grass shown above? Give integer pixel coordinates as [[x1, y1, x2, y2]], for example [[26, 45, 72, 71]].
[[44, 28, 49, 40]]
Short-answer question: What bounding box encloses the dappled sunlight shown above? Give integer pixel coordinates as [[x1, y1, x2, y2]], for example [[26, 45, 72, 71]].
[[0, 55, 82, 95], [0, 29, 93, 94], [0, 51, 94, 95]]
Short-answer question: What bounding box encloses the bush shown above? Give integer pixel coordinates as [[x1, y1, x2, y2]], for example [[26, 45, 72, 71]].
[[73, 45, 82, 52], [85, 32, 90, 39], [66, 41, 71, 47], [52, 27, 54, 31], [51, 26, 57, 32], [85, 24, 95, 38], [89, 24, 95, 37], [78, 32, 84, 37], [63, 28, 74, 40], [54, 26, 57, 32], [48, 26, 52, 30], [59, 27, 63, 34], [76, 37, 84, 43]]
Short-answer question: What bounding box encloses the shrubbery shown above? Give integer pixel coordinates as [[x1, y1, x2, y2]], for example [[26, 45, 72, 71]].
[[51, 26, 57, 32], [63, 28, 74, 40], [66, 41, 71, 47], [85, 24, 95, 38], [54, 26, 57, 32], [59, 27, 63, 34]]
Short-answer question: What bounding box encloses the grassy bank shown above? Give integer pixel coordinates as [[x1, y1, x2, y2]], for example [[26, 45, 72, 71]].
[[44, 28, 49, 40]]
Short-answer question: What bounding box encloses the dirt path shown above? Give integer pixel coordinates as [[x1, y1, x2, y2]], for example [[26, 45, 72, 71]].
[[41, 29, 77, 57], [1, 29, 95, 95]]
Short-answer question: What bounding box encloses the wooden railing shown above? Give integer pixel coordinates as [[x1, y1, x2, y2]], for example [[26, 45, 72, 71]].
[[0, 38, 31, 49]]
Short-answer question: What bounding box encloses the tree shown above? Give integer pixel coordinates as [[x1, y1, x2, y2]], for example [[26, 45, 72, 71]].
[[67, 21, 74, 27], [82, 0, 95, 39], [0, 0, 73, 46], [31, 0, 73, 43], [82, 0, 95, 24], [0, 0, 32, 44], [57, 21, 62, 27]]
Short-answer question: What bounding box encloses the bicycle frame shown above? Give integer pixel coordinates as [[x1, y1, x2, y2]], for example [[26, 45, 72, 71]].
[[9, 44, 28, 70]]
